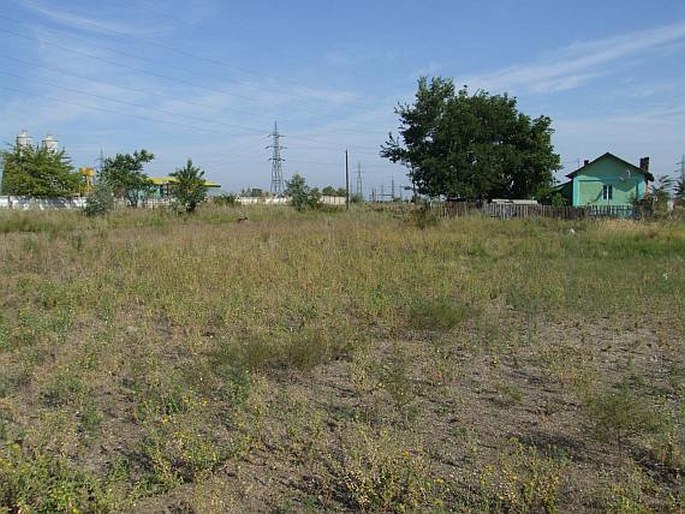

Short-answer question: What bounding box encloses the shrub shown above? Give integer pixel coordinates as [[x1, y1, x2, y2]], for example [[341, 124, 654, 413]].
[[285, 173, 321, 211], [477, 441, 568, 513], [83, 181, 114, 216], [583, 381, 662, 452], [170, 159, 209, 214], [408, 296, 470, 331], [0, 444, 122, 512], [213, 193, 238, 207], [336, 424, 433, 512]]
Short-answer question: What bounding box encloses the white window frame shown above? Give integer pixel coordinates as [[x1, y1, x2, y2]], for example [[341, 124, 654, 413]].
[[602, 184, 613, 201]]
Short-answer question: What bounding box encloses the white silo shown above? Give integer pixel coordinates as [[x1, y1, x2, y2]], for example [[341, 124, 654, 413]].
[[41, 134, 59, 152], [16, 129, 33, 149]]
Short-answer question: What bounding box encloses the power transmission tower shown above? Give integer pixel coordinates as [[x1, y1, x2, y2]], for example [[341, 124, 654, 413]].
[[356, 162, 363, 199], [678, 154, 685, 182], [267, 121, 286, 196]]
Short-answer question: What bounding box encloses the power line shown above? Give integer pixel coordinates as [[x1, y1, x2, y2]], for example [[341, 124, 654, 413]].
[[0, 11, 388, 115], [1, 25, 396, 144], [0, 19, 388, 126], [0, 68, 388, 154], [2, 54, 270, 122], [0, 82, 387, 165], [0, 84, 220, 134], [0, 25, 400, 147], [0, 11, 309, 96], [0, 25, 266, 106], [0, 34, 402, 168], [0, 69, 265, 134], [0, 20, 290, 108]]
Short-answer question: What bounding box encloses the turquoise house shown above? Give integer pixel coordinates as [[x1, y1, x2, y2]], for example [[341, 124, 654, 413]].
[[560, 153, 653, 207]]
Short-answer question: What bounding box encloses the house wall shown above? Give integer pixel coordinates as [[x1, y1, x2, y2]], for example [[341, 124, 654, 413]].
[[572, 159, 647, 206]]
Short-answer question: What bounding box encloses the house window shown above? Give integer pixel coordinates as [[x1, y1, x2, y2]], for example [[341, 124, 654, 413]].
[[602, 184, 613, 201]]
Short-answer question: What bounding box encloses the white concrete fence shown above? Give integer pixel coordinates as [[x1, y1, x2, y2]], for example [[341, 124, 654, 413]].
[[235, 196, 346, 206], [0, 196, 87, 210], [0, 195, 348, 210]]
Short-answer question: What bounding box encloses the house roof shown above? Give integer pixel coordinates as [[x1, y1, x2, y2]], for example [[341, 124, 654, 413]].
[[565, 152, 655, 182]]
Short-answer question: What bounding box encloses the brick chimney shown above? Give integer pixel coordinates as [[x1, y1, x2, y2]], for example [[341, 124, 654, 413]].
[[583, 159, 590, 166], [639, 157, 650, 172]]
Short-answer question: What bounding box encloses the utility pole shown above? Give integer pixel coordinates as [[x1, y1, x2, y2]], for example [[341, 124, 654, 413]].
[[391, 176, 396, 200], [345, 150, 350, 210], [356, 162, 363, 200], [678, 154, 685, 183], [267, 121, 285, 196]]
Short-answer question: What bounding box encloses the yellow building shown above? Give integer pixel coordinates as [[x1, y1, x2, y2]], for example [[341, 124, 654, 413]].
[[79, 167, 95, 194]]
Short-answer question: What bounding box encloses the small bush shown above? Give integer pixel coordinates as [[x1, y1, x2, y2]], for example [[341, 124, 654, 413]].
[[83, 181, 114, 216], [408, 296, 471, 331], [410, 205, 441, 229], [0, 444, 122, 512], [583, 380, 662, 452], [477, 441, 568, 513], [336, 424, 433, 512], [376, 345, 418, 414], [213, 193, 238, 207], [647, 405, 685, 472], [595, 466, 651, 514], [40, 370, 87, 408], [139, 393, 226, 489]]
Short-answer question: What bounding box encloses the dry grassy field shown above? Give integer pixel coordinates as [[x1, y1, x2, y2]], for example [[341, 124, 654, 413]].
[[0, 205, 684, 512]]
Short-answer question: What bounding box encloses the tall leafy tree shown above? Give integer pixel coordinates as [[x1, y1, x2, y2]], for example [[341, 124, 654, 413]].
[[381, 77, 561, 200], [285, 173, 320, 211], [1, 144, 81, 197], [170, 159, 209, 213], [99, 150, 154, 207]]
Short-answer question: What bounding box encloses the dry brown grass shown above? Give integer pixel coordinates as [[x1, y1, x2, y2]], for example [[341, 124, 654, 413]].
[[0, 205, 684, 512]]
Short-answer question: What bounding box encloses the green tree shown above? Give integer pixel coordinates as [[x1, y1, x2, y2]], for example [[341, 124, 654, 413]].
[[322, 185, 348, 197], [99, 150, 154, 207], [1, 144, 81, 197], [240, 187, 265, 197], [381, 77, 561, 200], [285, 173, 320, 211], [170, 159, 209, 213]]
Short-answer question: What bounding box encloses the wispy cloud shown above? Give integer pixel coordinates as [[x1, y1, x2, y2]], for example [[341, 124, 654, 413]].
[[20, 0, 171, 36], [461, 20, 685, 94], [554, 104, 685, 176]]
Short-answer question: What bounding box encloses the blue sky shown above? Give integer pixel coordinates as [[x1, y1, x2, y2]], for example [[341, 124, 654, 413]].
[[1, 0, 684, 195]]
